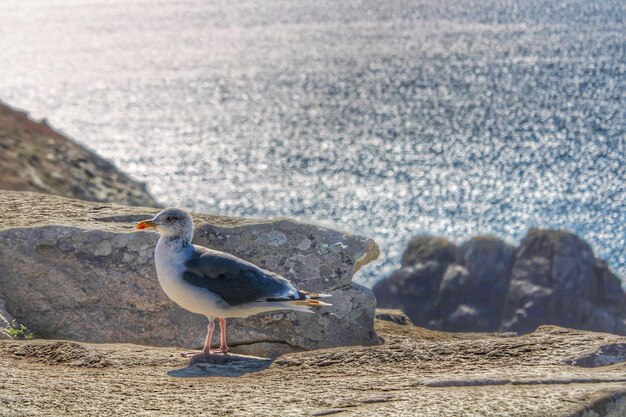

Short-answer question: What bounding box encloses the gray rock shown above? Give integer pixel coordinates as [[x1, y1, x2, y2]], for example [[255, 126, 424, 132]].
[[436, 264, 470, 319], [456, 236, 515, 303], [0, 190, 380, 356], [502, 229, 626, 335], [446, 236, 514, 331], [375, 229, 626, 335], [374, 308, 413, 325], [372, 260, 447, 327], [401, 236, 458, 267], [375, 235, 515, 332]]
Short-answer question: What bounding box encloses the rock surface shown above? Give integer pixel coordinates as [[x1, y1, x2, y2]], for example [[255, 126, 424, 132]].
[[374, 308, 413, 325], [0, 321, 624, 416], [0, 190, 380, 357], [374, 231, 626, 335], [0, 101, 158, 207]]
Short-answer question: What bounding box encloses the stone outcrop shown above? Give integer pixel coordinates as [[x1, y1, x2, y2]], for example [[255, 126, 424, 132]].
[[502, 230, 625, 334], [0, 190, 380, 357], [374, 230, 626, 335], [0, 101, 158, 207], [374, 308, 413, 325], [1, 322, 625, 416]]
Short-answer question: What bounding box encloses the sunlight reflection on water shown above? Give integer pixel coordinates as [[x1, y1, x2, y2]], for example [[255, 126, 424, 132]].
[[0, 0, 624, 285]]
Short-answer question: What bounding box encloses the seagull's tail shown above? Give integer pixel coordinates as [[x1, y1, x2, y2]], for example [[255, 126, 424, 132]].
[[295, 290, 332, 307], [288, 291, 332, 310], [264, 291, 332, 313], [290, 299, 333, 308], [280, 298, 331, 314]]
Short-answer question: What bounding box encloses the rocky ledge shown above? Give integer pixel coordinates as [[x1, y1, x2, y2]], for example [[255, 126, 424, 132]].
[[374, 231, 626, 335], [0, 101, 158, 207], [0, 321, 624, 416], [0, 190, 380, 357]]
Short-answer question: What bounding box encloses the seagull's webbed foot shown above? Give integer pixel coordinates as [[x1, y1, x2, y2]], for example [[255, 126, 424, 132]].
[[180, 318, 229, 358]]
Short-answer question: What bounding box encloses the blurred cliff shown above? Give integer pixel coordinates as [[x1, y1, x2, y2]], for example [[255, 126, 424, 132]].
[[0, 101, 158, 207]]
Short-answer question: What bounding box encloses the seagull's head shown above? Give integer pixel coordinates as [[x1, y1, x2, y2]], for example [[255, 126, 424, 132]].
[[136, 208, 194, 240]]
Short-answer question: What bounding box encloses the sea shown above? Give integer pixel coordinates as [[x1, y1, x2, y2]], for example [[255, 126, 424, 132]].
[[0, 0, 624, 286]]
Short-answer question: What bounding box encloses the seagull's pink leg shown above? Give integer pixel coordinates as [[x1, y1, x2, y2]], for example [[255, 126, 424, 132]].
[[203, 319, 215, 353], [215, 317, 229, 354], [181, 319, 215, 358]]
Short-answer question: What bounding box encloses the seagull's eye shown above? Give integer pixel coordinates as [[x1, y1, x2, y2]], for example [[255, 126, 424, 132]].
[[166, 216, 177, 221]]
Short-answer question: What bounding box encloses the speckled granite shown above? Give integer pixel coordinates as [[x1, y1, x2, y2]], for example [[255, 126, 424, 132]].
[[0, 191, 380, 356]]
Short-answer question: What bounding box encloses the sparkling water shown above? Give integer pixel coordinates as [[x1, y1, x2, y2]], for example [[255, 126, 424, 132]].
[[0, 0, 624, 285]]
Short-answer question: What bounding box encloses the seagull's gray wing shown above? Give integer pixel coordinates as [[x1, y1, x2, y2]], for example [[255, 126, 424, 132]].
[[182, 246, 300, 306]]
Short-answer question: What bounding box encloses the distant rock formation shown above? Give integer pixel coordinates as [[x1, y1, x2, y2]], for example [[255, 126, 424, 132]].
[[0, 190, 380, 357], [0, 101, 158, 207], [374, 230, 626, 335]]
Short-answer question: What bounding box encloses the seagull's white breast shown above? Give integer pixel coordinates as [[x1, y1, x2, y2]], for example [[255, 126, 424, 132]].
[[154, 238, 226, 318]]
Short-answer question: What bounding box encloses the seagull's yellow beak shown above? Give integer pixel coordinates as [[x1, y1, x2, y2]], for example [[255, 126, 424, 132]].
[[135, 219, 156, 230]]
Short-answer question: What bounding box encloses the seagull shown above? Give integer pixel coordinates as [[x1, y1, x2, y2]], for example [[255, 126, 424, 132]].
[[136, 208, 331, 358]]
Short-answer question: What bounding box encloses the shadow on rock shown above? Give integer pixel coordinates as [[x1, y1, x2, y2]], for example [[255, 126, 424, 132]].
[[565, 343, 626, 368], [167, 353, 272, 378]]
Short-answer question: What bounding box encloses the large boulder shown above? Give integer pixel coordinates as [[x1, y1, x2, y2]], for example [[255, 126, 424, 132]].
[[373, 236, 458, 326], [441, 236, 515, 331], [0, 191, 380, 357], [374, 235, 515, 332], [375, 230, 626, 335], [502, 229, 626, 335], [373, 260, 448, 327], [401, 236, 458, 267]]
